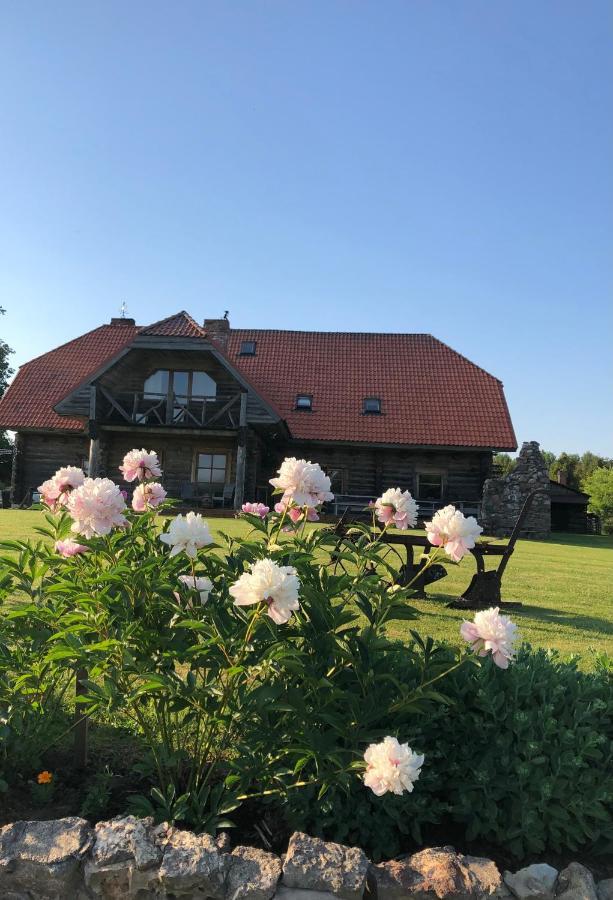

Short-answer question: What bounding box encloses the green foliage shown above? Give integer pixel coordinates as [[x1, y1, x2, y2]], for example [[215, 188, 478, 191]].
[[80, 767, 114, 819], [493, 453, 516, 477], [423, 647, 613, 858], [1, 496, 611, 861], [0, 503, 465, 833], [545, 450, 613, 492], [288, 647, 613, 860], [582, 467, 613, 533]]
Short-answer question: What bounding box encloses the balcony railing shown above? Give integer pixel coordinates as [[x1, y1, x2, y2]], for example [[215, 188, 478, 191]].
[[97, 388, 242, 429]]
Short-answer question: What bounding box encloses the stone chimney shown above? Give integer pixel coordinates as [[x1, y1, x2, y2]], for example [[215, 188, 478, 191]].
[[480, 440, 551, 539], [110, 316, 135, 326], [204, 316, 230, 351], [556, 469, 567, 486]]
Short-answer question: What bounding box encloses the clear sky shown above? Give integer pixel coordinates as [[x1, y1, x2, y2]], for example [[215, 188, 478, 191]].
[[1, 1, 611, 456]]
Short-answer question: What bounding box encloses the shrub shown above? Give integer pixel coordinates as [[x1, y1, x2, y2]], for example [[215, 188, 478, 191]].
[[2, 450, 583, 856], [286, 646, 613, 860]]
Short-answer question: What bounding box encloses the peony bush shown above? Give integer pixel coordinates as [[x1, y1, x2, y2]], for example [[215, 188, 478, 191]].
[[0, 451, 520, 833]]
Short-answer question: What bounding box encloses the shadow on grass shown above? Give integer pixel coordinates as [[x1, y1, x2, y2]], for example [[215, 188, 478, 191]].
[[414, 592, 612, 635], [511, 604, 613, 635]]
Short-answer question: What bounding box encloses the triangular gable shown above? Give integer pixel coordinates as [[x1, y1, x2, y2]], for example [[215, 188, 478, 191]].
[[139, 311, 206, 338]]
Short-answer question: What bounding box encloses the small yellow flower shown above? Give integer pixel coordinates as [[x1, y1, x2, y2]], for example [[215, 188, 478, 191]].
[[37, 771, 53, 785]]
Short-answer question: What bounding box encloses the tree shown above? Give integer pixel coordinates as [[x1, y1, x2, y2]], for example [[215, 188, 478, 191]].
[[582, 467, 613, 534], [0, 307, 14, 486], [493, 453, 516, 476]]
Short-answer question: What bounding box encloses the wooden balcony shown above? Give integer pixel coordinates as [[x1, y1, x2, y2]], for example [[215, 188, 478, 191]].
[[97, 388, 243, 429]]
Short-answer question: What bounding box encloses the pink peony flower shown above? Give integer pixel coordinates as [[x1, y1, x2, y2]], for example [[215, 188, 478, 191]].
[[424, 505, 482, 562], [178, 574, 213, 604], [38, 466, 85, 510], [363, 736, 424, 796], [274, 500, 319, 524], [159, 512, 213, 558], [119, 449, 162, 482], [132, 482, 167, 512], [241, 502, 270, 518], [269, 457, 333, 508], [66, 477, 128, 538], [54, 539, 88, 557], [374, 488, 418, 530], [229, 558, 300, 625], [460, 606, 519, 669]]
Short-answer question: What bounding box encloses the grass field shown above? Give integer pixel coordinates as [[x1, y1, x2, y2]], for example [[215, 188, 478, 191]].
[[1, 509, 611, 666]]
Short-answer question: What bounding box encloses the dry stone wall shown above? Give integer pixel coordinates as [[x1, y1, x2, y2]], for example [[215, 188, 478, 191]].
[[0, 817, 609, 900], [481, 441, 551, 538]]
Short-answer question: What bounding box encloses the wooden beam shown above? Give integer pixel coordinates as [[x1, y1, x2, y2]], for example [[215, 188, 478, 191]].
[[234, 393, 248, 509]]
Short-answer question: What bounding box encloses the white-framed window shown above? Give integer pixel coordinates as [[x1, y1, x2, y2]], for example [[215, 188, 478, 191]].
[[416, 471, 444, 501], [195, 452, 227, 485]]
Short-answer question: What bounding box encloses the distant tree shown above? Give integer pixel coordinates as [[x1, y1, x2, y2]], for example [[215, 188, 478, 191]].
[[493, 453, 516, 477], [0, 307, 14, 486], [541, 450, 556, 472], [582, 467, 613, 534], [549, 452, 581, 489]]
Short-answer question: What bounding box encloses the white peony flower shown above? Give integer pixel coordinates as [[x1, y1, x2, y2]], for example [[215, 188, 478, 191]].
[[159, 512, 213, 558], [363, 736, 424, 796], [269, 457, 333, 508], [66, 477, 127, 538], [424, 504, 482, 561], [460, 606, 518, 669], [229, 558, 300, 625], [374, 488, 418, 530], [178, 574, 213, 604]]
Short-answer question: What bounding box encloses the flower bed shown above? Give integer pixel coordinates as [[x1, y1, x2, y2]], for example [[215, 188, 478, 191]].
[[0, 452, 611, 865]]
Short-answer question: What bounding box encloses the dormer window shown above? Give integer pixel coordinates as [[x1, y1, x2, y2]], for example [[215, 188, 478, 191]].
[[295, 394, 313, 411], [363, 397, 381, 414], [240, 340, 256, 356]]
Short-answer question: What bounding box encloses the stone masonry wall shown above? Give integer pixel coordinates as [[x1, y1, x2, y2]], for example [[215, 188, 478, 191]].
[[481, 441, 551, 539], [0, 817, 611, 900]]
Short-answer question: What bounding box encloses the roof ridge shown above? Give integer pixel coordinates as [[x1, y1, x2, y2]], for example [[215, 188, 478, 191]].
[[231, 328, 434, 337]]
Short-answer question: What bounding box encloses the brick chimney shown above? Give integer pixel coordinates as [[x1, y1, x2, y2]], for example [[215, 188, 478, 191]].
[[110, 317, 136, 326], [204, 316, 230, 351]]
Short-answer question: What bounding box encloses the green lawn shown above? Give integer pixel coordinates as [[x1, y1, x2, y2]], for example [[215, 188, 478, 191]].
[[1, 509, 611, 666]]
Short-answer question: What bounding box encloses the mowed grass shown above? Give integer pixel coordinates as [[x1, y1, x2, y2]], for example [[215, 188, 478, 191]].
[[1, 509, 611, 666]]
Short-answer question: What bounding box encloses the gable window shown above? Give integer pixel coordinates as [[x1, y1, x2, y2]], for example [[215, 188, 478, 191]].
[[416, 472, 444, 501], [195, 452, 227, 485], [239, 340, 256, 356], [295, 394, 313, 411], [363, 397, 381, 415], [143, 369, 217, 399]]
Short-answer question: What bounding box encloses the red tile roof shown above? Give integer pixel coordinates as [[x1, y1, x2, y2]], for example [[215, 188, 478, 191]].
[[0, 314, 516, 449], [226, 330, 517, 449], [140, 311, 206, 338], [0, 323, 139, 431]]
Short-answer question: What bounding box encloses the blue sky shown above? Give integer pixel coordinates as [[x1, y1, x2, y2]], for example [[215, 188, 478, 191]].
[[1, 1, 611, 455]]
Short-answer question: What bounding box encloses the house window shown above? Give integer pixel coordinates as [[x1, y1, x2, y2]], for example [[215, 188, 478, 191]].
[[295, 394, 313, 411], [363, 397, 381, 414], [239, 340, 256, 356], [416, 472, 444, 501], [143, 370, 217, 399], [195, 452, 228, 485]]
